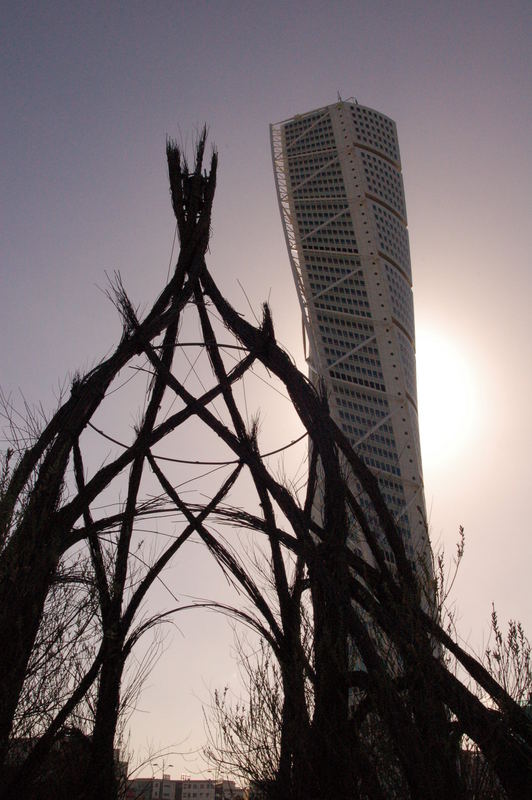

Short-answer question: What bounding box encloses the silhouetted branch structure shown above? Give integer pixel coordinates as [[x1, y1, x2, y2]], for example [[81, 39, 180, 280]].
[[0, 134, 530, 800]]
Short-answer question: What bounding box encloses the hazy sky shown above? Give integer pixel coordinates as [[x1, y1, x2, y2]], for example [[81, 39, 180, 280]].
[[2, 0, 531, 778]]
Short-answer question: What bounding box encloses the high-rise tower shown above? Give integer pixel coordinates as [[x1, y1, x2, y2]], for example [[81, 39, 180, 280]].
[[271, 100, 428, 567]]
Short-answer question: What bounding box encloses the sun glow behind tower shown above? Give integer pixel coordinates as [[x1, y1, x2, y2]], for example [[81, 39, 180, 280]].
[[271, 99, 429, 566]]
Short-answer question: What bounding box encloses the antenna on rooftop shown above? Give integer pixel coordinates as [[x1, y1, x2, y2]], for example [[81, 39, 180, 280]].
[[337, 90, 342, 101]]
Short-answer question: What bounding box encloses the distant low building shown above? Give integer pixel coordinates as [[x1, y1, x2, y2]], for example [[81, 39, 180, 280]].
[[181, 777, 215, 800], [127, 776, 245, 800]]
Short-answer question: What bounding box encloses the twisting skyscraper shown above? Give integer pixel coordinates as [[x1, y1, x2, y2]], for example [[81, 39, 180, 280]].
[[271, 99, 428, 568]]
